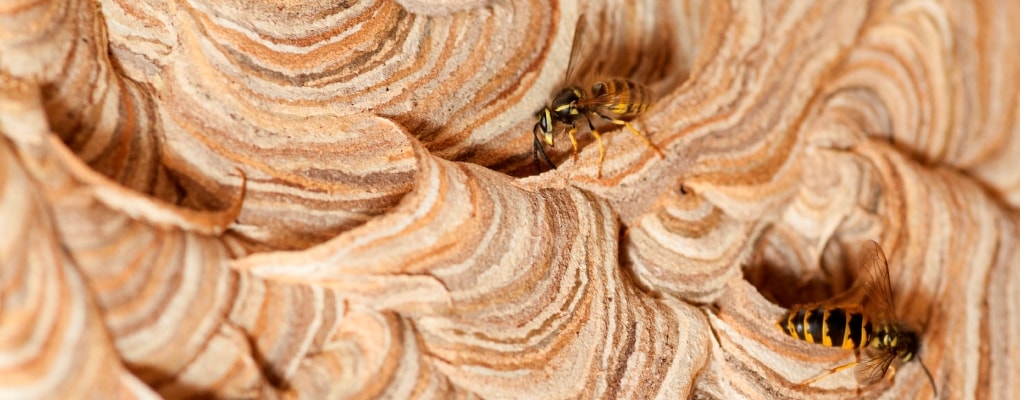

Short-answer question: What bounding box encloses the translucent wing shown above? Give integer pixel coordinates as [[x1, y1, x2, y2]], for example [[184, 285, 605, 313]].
[[562, 14, 596, 85], [802, 240, 893, 313], [855, 349, 897, 385], [575, 80, 656, 118], [856, 240, 898, 326], [574, 91, 616, 108]]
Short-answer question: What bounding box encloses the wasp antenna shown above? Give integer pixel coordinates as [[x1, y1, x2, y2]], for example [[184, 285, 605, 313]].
[[532, 127, 556, 171], [918, 356, 938, 397]]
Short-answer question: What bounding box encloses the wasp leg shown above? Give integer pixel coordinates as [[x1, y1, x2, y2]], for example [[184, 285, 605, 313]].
[[586, 116, 605, 179], [533, 137, 556, 170], [795, 351, 860, 389], [595, 112, 664, 157], [798, 360, 860, 387], [885, 365, 896, 382], [566, 125, 580, 162]]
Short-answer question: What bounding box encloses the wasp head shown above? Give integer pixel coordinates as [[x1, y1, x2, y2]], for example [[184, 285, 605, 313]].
[[874, 326, 920, 362], [534, 87, 583, 147], [534, 107, 555, 146], [872, 325, 937, 394]]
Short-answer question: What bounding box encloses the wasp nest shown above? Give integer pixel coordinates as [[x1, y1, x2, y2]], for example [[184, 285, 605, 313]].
[[1, 0, 1019, 399]]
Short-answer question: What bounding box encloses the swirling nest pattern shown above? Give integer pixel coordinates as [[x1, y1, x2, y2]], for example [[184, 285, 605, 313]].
[[1, 0, 1019, 399]]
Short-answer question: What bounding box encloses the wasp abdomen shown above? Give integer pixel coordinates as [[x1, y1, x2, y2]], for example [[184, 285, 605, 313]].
[[592, 79, 652, 116], [778, 307, 873, 350]]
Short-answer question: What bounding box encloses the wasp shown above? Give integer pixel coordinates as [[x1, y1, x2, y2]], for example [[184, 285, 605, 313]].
[[776, 240, 937, 395], [532, 15, 664, 178]]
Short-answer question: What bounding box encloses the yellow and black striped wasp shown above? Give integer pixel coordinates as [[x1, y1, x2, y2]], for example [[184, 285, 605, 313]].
[[776, 240, 937, 395], [532, 14, 663, 178]]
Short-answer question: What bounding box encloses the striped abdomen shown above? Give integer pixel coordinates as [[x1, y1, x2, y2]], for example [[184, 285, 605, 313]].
[[590, 78, 653, 117], [777, 307, 873, 350]]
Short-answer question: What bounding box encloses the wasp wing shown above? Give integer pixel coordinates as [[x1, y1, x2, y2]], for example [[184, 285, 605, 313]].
[[562, 13, 598, 86], [855, 349, 897, 385], [856, 240, 898, 326], [784, 240, 897, 320], [574, 91, 617, 108]]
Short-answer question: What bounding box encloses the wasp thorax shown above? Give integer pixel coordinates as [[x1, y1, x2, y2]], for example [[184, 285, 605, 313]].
[[550, 87, 583, 120]]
